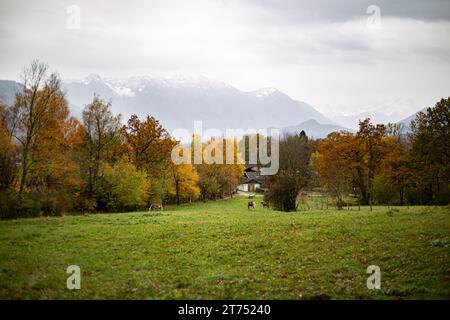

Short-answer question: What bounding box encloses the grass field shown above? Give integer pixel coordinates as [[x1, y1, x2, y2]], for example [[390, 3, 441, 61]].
[[0, 197, 449, 299]]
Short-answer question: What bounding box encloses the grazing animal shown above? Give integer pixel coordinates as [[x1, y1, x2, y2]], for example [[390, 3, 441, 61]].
[[248, 201, 256, 210], [298, 191, 310, 210], [261, 201, 269, 208], [149, 203, 164, 211]]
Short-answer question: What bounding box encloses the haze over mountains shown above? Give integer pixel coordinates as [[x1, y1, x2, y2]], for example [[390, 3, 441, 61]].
[[63, 75, 341, 136], [0, 76, 426, 138], [330, 99, 426, 131]]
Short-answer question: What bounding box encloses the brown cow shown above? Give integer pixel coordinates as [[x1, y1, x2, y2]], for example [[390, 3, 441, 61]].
[[149, 203, 164, 211], [248, 201, 256, 210]]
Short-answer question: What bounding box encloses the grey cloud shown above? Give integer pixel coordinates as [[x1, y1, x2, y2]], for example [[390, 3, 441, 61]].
[[245, 0, 450, 22], [0, 0, 448, 119]]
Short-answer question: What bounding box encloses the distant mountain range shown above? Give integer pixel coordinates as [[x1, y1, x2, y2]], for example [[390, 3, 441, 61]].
[[0, 76, 426, 138], [62, 75, 338, 135]]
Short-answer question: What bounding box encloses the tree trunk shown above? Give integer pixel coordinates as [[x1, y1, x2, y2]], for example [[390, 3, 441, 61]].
[[18, 147, 29, 195], [357, 169, 369, 205], [399, 187, 404, 206], [175, 180, 180, 205]]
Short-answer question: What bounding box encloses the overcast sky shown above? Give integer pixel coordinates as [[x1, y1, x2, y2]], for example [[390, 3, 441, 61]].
[[0, 0, 449, 117]]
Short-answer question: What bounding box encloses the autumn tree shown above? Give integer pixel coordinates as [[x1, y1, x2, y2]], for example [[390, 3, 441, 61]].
[[357, 119, 387, 210], [169, 163, 200, 205], [314, 130, 370, 207], [195, 137, 244, 200], [218, 137, 244, 198], [28, 96, 84, 194], [379, 137, 413, 205], [120, 114, 176, 204], [7, 60, 65, 194], [120, 115, 175, 173], [313, 132, 353, 209], [218, 164, 243, 198], [1, 61, 85, 216], [315, 122, 389, 209], [0, 105, 17, 191]]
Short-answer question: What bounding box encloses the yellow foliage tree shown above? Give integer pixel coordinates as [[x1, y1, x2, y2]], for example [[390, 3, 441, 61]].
[[169, 163, 200, 205]]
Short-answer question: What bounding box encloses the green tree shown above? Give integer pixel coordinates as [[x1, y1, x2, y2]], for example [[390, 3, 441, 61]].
[[410, 97, 450, 204], [264, 133, 312, 211], [102, 159, 149, 211]]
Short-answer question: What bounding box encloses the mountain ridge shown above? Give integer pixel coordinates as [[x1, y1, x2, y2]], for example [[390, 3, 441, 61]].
[[3, 76, 426, 138], [62, 75, 338, 133]]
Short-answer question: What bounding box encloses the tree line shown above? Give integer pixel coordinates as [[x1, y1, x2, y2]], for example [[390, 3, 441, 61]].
[[264, 98, 449, 211], [0, 61, 243, 218], [1, 61, 448, 217]]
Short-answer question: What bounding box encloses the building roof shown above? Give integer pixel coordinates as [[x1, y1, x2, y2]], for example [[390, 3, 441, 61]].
[[242, 171, 267, 184]]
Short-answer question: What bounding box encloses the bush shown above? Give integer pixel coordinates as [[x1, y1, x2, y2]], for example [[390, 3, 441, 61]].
[[17, 196, 41, 218], [0, 191, 78, 219], [40, 193, 73, 216], [373, 177, 397, 205], [434, 183, 450, 205], [0, 192, 41, 219], [40, 196, 58, 216], [74, 194, 97, 213]]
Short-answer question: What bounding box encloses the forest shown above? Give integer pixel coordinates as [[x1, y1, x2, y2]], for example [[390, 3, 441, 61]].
[[0, 61, 449, 219]]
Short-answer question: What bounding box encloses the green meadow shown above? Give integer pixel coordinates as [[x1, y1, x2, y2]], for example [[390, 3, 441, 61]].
[[0, 197, 449, 299]]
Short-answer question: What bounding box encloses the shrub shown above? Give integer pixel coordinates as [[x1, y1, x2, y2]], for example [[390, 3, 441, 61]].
[[0, 192, 41, 219], [40, 196, 58, 216], [74, 194, 97, 213], [40, 193, 73, 216], [373, 177, 397, 205]]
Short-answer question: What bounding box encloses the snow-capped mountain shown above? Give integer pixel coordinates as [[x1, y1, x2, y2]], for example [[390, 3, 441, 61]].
[[1, 76, 346, 137], [62, 75, 336, 133]]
